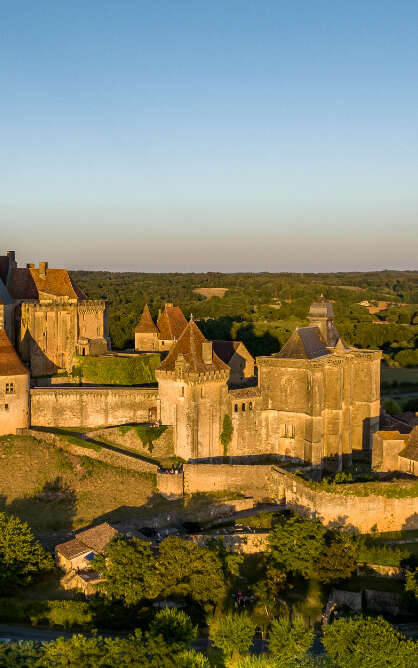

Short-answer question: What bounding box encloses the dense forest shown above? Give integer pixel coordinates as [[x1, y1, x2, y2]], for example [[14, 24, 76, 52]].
[[71, 270, 418, 366]]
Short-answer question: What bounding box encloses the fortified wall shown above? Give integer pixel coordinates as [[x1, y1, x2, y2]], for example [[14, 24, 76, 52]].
[[30, 387, 159, 427], [183, 464, 418, 533]]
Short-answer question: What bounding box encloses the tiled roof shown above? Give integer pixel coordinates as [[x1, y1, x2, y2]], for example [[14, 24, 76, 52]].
[[0, 329, 29, 376], [135, 304, 158, 334], [56, 522, 118, 559], [274, 327, 330, 360], [9, 267, 85, 300], [400, 427, 418, 463], [157, 305, 187, 341], [76, 522, 118, 553], [158, 319, 230, 374], [55, 538, 90, 560]]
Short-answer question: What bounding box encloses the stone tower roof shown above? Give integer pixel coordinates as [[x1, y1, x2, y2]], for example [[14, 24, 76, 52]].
[[157, 319, 229, 374], [273, 327, 330, 360], [135, 304, 158, 334], [157, 304, 188, 341], [308, 295, 335, 319], [0, 329, 29, 376]]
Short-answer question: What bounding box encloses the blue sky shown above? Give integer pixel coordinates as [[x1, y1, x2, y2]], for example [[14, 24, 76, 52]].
[[1, 1, 417, 271]]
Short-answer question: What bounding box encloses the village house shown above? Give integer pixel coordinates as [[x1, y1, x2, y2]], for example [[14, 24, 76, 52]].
[[55, 522, 118, 594]]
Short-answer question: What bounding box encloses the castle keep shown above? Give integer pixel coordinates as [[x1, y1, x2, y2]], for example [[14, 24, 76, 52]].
[[0, 251, 382, 470], [0, 251, 109, 376]]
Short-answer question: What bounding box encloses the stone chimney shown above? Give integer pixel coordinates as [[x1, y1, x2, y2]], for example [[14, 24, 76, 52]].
[[202, 341, 213, 365], [39, 261, 48, 278]]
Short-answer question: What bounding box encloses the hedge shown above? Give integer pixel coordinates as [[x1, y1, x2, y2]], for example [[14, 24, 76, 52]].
[[72, 353, 160, 385]]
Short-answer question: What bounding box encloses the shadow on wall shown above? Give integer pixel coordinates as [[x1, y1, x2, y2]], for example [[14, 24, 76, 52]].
[[21, 328, 58, 376]]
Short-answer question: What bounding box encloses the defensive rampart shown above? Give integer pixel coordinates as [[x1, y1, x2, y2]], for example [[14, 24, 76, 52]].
[[273, 467, 418, 533], [183, 464, 284, 502], [183, 464, 418, 533], [30, 387, 159, 427]]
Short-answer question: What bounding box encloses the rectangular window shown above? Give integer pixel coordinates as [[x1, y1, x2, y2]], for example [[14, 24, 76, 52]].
[[5, 383, 14, 394], [284, 424, 295, 439]]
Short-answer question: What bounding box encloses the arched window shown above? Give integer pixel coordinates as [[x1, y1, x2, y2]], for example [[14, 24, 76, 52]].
[[181, 386, 184, 397], [249, 401, 253, 410], [242, 403, 246, 412], [234, 404, 238, 413]]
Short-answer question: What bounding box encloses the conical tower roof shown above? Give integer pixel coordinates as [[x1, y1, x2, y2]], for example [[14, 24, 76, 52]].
[[134, 304, 158, 334], [0, 329, 29, 376], [157, 319, 229, 374]]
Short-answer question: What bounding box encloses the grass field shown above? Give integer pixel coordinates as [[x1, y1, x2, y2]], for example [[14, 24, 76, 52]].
[[0, 435, 158, 536], [381, 366, 418, 385]]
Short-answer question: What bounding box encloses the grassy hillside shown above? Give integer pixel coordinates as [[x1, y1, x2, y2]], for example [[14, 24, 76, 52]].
[[0, 435, 157, 536]]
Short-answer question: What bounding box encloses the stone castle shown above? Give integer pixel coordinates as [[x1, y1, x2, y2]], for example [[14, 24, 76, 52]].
[[0, 251, 109, 376], [0, 251, 383, 471]]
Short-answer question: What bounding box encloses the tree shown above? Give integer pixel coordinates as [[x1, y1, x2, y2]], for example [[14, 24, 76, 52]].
[[317, 534, 359, 583], [149, 608, 197, 648], [268, 616, 314, 665], [322, 616, 418, 667], [155, 537, 226, 607], [0, 512, 53, 593], [405, 567, 418, 599], [267, 516, 326, 578], [220, 415, 234, 458], [209, 612, 256, 661], [93, 535, 159, 605]]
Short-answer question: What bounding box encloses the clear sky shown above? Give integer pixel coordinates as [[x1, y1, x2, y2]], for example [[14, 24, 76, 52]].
[[1, 1, 417, 271]]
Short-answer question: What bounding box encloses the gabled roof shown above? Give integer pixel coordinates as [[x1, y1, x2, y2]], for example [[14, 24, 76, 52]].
[[0, 329, 29, 376], [9, 267, 85, 300], [158, 319, 230, 374], [135, 304, 158, 334], [76, 522, 118, 553], [157, 305, 187, 341], [55, 522, 118, 559], [274, 326, 330, 360]]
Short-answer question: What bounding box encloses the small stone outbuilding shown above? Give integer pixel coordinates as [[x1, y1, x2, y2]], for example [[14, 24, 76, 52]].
[[55, 521, 118, 575], [373, 426, 418, 475]]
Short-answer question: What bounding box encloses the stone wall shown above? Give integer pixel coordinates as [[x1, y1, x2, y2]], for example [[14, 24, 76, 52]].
[[30, 387, 159, 427], [274, 467, 418, 533], [183, 463, 417, 533], [28, 429, 157, 474], [192, 531, 269, 554], [91, 424, 174, 460], [183, 464, 284, 502]]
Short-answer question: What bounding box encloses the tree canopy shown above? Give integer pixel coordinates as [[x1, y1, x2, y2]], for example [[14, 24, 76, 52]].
[[0, 512, 53, 594]]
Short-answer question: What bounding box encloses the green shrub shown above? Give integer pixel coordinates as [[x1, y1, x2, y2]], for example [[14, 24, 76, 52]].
[[0, 599, 93, 629], [118, 424, 167, 453]]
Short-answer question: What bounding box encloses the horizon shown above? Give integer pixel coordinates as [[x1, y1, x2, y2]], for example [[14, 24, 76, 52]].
[[2, 1, 418, 271]]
